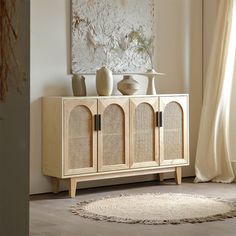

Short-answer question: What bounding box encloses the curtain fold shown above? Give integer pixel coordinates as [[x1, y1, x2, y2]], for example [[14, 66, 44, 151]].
[[195, 0, 236, 183]]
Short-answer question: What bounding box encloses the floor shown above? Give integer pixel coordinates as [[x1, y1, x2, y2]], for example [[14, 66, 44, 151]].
[[30, 178, 236, 236]]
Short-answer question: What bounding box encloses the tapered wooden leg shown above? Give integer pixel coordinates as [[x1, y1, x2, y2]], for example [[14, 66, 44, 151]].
[[52, 177, 60, 193], [175, 167, 182, 185], [68, 178, 77, 198], [158, 173, 164, 182]]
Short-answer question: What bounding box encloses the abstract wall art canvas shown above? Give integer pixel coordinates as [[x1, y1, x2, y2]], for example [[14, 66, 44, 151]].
[[72, 0, 155, 74]]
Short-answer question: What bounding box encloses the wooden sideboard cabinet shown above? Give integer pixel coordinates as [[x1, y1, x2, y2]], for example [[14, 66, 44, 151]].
[[42, 95, 189, 197]]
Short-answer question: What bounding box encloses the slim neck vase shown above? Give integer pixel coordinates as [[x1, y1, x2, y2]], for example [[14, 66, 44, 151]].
[[146, 77, 156, 95], [145, 69, 158, 95]]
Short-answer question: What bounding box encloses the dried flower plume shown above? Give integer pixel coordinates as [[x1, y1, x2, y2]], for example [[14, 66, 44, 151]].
[[0, 0, 26, 102], [128, 26, 154, 69]]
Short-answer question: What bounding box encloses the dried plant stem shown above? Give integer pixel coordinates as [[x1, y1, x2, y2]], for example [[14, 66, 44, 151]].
[[0, 0, 25, 102]]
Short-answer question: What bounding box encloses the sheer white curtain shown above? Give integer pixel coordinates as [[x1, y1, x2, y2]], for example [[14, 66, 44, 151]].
[[195, 0, 236, 183]]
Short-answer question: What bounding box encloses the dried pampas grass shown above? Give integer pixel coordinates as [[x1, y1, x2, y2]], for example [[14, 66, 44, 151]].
[[0, 0, 26, 102]]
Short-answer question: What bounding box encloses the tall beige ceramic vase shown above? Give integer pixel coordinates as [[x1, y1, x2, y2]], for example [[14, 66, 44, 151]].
[[96, 66, 113, 96]]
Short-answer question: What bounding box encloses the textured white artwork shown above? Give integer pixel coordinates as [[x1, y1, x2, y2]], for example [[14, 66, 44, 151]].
[[72, 0, 155, 74]]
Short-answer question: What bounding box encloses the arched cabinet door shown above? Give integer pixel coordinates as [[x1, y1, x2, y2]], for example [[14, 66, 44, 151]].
[[63, 99, 97, 176], [98, 98, 129, 172], [159, 96, 189, 166], [129, 97, 159, 168]]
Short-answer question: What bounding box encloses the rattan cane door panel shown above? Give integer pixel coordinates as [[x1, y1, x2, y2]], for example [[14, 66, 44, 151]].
[[130, 98, 159, 168], [98, 98, 129, 172], [159, 96, 189, 166], [64, 99, 97, 176], [163, 102, 183, 160]]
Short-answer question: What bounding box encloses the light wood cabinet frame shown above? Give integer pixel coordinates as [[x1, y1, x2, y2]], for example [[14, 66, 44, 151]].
[[42, 95, 189, 197]]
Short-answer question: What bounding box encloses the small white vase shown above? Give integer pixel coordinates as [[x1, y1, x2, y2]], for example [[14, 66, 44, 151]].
[[72, 74, 86, 96], [117, 75, 139, 95], [96, 66, 113, 96]]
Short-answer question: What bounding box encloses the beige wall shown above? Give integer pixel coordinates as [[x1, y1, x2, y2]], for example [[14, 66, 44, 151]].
[[203, 0, 219, 86], [30, 0, 203, 194]]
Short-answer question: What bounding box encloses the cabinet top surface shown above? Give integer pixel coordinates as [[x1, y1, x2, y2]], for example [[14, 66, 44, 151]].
[[43, 94, 189, 100]]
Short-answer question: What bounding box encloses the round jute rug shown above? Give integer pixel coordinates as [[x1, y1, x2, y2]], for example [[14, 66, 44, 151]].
[[71, 193, 236, 225]]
